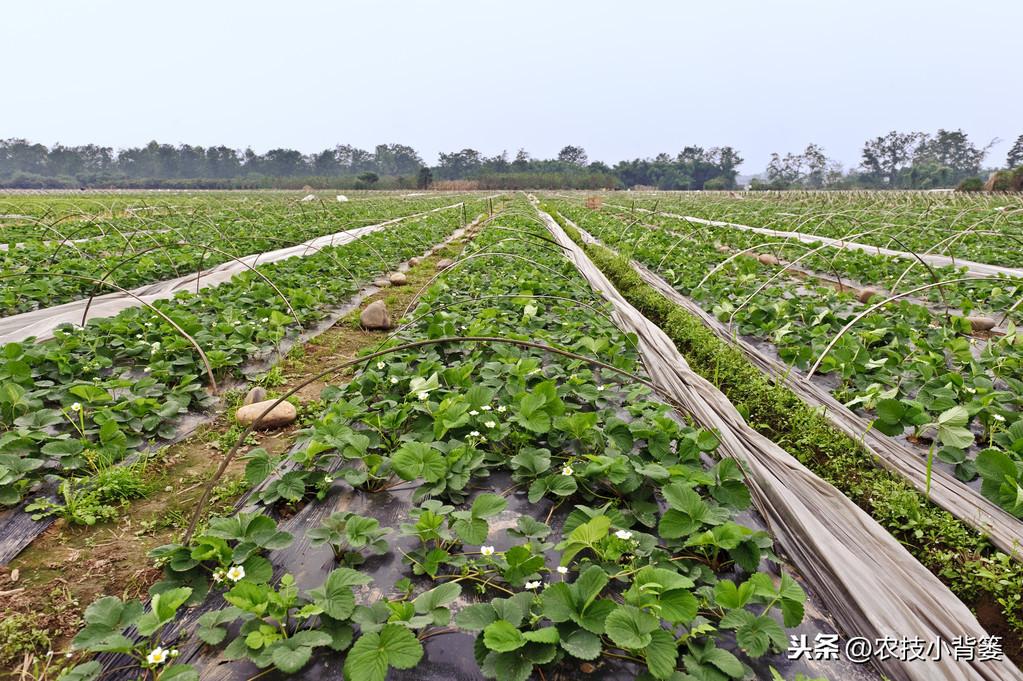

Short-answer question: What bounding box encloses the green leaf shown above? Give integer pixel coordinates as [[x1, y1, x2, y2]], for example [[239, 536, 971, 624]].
[[343, 624, 423, 681], [659, 590, 698, 624], [713, 580, 752, 609], [455, 603, 497, 631], [522, 627, 559, 644], [729, 612, 787, 658], [937, 424, 975, 449], [644, 628, 679, 679], [310, 568, 370, 619], [577, 599, 616, 635], [875, 398, 905, 424], [574, 565, 610, 609], [391, 442, 446, 483], [60, 662, 102, 681], [413, 582, 462, 613], [484, 619, 527, 652], [82, 596, 142, 630], [159, 665, 199, 681], [702, 645, 744, 677], [540, 583, 575, 623], [453, 516, 489, 545], [470, 492, 508, 518], [560, 627, 602, 660], [137, 587, 192, 636], [604, 605, 659, 650]]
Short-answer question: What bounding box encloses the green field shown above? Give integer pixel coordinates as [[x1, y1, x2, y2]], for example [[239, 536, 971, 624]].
[[1, 190, 1022, 681]]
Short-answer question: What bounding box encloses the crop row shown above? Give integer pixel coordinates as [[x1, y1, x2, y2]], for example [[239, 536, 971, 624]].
[[60, 205, 815, 681], [608, 192, 1023, 269], [0, 194, 471, 314], [550, 200, 1023, 521], [0, 202, 482, 517], [600, 202, 1021, 318]]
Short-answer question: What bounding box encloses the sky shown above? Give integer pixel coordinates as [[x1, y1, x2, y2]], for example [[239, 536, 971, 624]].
[[2, 0, 1020, 173]]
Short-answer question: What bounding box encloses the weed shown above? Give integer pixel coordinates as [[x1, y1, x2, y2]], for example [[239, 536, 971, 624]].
[[0, 614, 51, 668]]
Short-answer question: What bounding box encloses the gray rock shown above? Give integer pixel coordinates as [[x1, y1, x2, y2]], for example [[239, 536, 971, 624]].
[[372, 278, 390, 288], [757, 253, 779, 266], [857, 287, 881, 303], [360, 300, 392, 330], [389, 272, 408, 286], [236, 398, 297, 429], [435, 258, 455, 270], [243, 386, 267, 405], [408, 257, 421, 267], [967, 316, 996, 332]]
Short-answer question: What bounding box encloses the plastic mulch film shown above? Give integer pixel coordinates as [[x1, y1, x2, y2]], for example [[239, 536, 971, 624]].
[[537, 206, 1021, 681], [617, 207, 1023, 280], [0, 202, 463, 345]]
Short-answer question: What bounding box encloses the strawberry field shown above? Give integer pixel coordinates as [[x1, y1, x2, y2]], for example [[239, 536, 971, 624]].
[[1, 190, 1022, 681]]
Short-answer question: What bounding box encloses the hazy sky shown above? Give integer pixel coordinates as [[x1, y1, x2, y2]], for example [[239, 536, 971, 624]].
[[3, 0, 1020, 173]]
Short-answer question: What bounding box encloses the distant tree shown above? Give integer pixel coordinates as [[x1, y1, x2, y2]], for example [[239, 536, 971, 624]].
[[1007, 135, 1023, 169], [357, 171, 379, 186], [336, 144, 375, 173], [417, 167, 433, 189], [374, 143, 423, 175], [311, 148, 341, 176], [261, 148, 307, 176], [766, 152, 804, 187], [206, 146, 242, 178], [557, 145, 588, 166], [482, 150, 510, 173], [512, 148, 531, 171], [435, 148, 483, 179], [913, 129, 988, 185], [860, 131, 924, 187], [765, 144, 840, 188], [711, 146, 743, 188]]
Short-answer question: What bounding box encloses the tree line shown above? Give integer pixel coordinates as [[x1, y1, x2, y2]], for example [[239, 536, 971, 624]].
[[0, 139, 742, 190], [0, 132, 1020, 190], [757, 130, 1023, 190]]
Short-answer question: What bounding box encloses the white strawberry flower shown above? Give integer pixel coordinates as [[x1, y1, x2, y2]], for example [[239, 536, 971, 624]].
[[480, 545, 495, 556], [497, 405, 507, 413], [597, 385, 606, 392], [226, 565, 246, 582], [481, 405, 492, 411], [469, 410, 479, 416], [556, 566, 569, 574], [146, 647, 169, 665], [376, 361, 386, 370], [524, 580, 542, 590], [561, 466, 573, 476], [615, 530, 633, 540], [390, 376, 399, 384], [417, 391, 429, 401], [70, 402, 82, 412], [470, 430, 481, 437], [993, 414, 1006, 422]]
